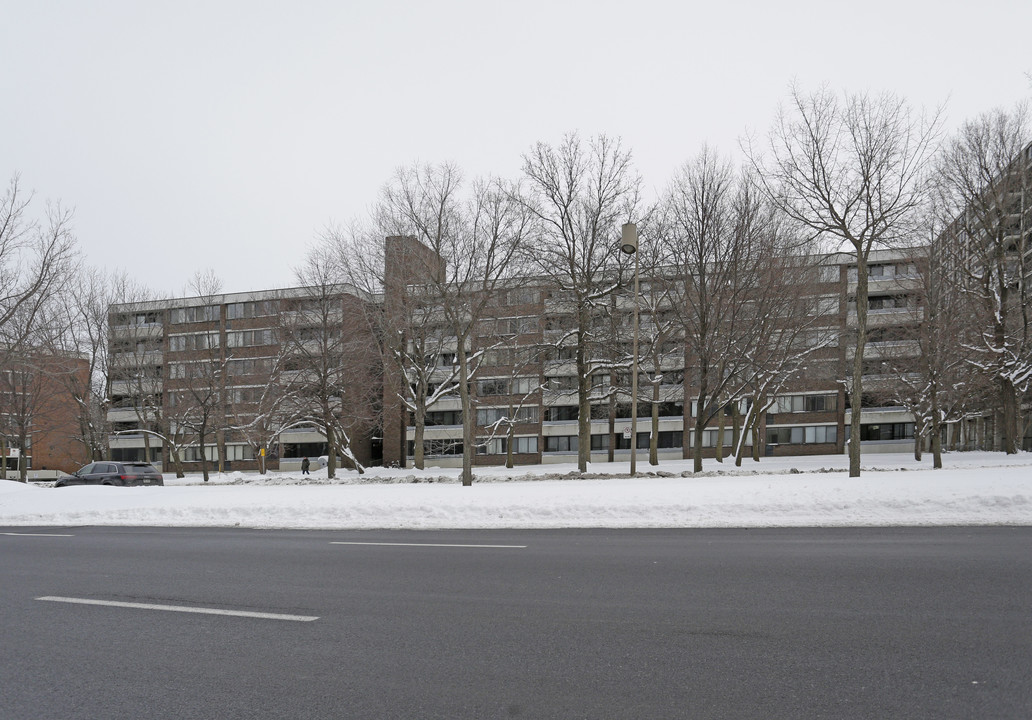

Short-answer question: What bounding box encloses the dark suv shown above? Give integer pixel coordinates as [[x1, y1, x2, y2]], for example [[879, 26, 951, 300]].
[[55, 462, 164, 487]]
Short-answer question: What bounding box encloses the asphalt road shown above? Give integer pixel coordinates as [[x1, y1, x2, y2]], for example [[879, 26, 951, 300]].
[[1, 526, 1029, 719]]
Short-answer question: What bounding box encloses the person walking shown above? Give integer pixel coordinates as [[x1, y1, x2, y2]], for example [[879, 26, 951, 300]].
[[300, 456, 311, 475]]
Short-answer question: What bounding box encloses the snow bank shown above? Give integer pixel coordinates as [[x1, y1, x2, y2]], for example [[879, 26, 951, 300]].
[[1, 452, 1030, 529]]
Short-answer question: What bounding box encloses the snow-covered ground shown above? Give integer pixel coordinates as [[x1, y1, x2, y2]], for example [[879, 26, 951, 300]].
[[2, 451, 1030, 529]]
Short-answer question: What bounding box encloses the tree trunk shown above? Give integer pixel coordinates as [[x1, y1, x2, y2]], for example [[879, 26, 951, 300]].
[[649, 382, 659, 466], [217, 428, 226, 474], [172, 450, 185, 478], [849, 253, 869, 478], [607, 384, 615, 463], [199, 423, 210, 482], [505, 422, 515, 469], [325, 421, 337, 479], [752, 408, 762, 462], [1000, 377, 1019, 454], [734, 399, 753, 468], [931, 416, 943, 469], [732, 403, 741, 460], [716, 401, 726, 463], [576, 323, 590, 473], [458, 346, 474, 487], [692, 383, 709, 473], [413, 406, 426, 470], [913, 417, 924, 462]]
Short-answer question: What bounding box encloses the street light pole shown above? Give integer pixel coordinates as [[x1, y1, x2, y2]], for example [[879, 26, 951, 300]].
[[620, 223, 639, 476]]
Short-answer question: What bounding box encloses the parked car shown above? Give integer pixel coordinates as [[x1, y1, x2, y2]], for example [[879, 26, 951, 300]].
[[54, 462, 164, 488]]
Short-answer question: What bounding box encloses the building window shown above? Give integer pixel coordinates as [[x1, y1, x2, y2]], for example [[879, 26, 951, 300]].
[[226, 357, 275, 376], [614, 432, 651, 450], [230, 387, 264, 404], [543, 435, 578, 452], [507, 290, 538, 306], [545, 375, 578, 391], [772, 394, 838, 414], [766, 425, 838, 445], [858, 423, 914, 442], [168, 333, 220, 352], [224, 444, 256, 461], [477, 436, 539, 455], [478, 376, 538, 396], [227, 329, 276, 348], [227, 300, 278, 319], [477, 378, 509, 396], [549, 345, 578, 362], [170, 306, 219, 324], [544, 405, 578, 422], [408, 440, 463, 457], [657, 431, 683, 448], [183, 445, 220, 462], [476, 406, 539, 426], [423, 410, 463, 426]]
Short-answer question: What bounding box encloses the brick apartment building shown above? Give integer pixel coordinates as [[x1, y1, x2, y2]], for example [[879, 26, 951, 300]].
[[107, 286, 379, 473], [379, 241, 928, 469], [0, 350, 90, 476], [106, 234, 1030, 471]]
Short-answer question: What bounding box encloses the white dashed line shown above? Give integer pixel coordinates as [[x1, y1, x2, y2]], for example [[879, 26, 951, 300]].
[[330, 541, 526, 549], [2, 532, 74, 537], [36, 596, 319, 622]]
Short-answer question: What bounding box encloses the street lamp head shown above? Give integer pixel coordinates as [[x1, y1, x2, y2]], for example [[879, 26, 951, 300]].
[[620, 222, 638, 255]]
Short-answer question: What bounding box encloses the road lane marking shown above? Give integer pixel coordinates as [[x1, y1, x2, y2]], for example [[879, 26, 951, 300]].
[[36, 596, 319, 622], [2, 532, 74, 537], [330, 541, 526, 549]]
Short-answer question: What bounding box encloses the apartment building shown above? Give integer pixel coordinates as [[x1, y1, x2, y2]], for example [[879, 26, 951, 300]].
[[936, 139, 1032, 452], [0, 350, 90, 476], [104, 139, 1031, 468], [107, 285, 379, 472], [105, 241, 1014, 470], [379, 240, 928, 469]]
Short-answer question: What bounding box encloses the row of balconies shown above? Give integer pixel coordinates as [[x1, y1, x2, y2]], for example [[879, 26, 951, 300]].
[[110, 323, 163, 340]]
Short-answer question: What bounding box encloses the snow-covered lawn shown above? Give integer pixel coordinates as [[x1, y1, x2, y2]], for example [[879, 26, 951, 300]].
[[2, 451, 1030, 529]]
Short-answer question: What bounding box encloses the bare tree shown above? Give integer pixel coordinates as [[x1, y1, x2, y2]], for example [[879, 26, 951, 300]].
[[0, 176, 77, 367], [0, 354, 47, 480], [661, 149, 792, 472], [870, 198, 988, 466], [281, 253, 378, 478], [106, 275, 166, 470], [472, 320, 547, 470], [315, 224, 460, 472], [48, 266, 114, 463], [376, 163, 532, 486], [0, 177, 77, 478], [731, 250, 840, 467], [520, 133, 641, 472], [934, 103, 1031, 454], [627, 218, 683, 467], [167, 271, 226, 481], [748, 85, 941, 476], [222, 339, 304, 475]]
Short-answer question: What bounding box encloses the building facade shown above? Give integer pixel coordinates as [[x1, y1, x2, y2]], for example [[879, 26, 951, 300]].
[[379, 246, 931, 469], [105, 240, 1030, 471], [0, 350, 90, 477], [107, 285, 379, 473]]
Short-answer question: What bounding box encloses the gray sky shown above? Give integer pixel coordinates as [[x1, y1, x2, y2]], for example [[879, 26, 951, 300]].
[[3, 0, 1030, 297]]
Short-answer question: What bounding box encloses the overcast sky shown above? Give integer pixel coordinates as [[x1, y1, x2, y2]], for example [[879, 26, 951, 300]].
[[3, 1, 1030, 298]]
